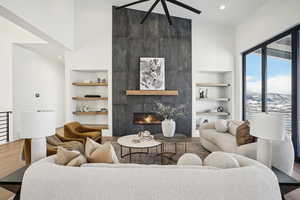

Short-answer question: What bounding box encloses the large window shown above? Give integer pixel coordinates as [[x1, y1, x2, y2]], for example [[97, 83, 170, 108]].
[[266, 35, 292, 134], [243, 27, 300, 162], [245, 49, 262, 120]]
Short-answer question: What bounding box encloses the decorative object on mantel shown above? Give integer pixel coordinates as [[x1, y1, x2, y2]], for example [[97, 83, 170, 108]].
[[155, 102, 185, 137], [140, 57, 165, 90], [115, 0, 201, 25]]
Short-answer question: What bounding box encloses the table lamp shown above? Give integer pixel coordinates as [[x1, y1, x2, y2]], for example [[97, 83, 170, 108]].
[[250, 112, 285, 168], [21, 110, 56, 162]]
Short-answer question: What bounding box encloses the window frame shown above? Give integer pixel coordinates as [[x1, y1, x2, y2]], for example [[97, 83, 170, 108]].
[[242, 25, 300, 162]]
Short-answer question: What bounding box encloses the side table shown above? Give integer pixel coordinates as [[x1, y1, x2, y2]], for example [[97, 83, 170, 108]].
[[154, 133, 188, 164], [272, 167, 300, 199]]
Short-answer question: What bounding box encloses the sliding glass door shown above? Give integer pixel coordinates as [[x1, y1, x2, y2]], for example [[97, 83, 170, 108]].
[[244, 49, 262, 120], [266, 35, 292, 135], [243, 26, 300, 162]]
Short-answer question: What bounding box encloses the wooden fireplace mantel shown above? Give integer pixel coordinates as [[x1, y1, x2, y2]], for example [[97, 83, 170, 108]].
[[126, 90, 179, 96]]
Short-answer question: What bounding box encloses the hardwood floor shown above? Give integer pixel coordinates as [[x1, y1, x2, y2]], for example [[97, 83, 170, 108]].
[[0, 140, 25, 200], [1, 138, 300, 199]]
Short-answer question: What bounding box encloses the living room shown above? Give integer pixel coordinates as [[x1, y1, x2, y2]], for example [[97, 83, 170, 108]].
[[0, 0, 300, 199]]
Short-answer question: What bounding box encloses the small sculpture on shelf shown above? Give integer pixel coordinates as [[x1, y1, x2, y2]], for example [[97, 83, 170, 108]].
[[217, 106, 224, 112], [199, 88, 208, 99], [78, 104, 89, 112]]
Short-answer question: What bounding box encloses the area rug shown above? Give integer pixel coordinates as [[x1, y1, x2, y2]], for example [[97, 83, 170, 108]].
[[111, 140, 209, 165]]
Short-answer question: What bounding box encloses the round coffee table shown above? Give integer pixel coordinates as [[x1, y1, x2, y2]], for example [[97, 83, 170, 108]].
[[117, 134, 161, 163], [154, 133, 188, 164]]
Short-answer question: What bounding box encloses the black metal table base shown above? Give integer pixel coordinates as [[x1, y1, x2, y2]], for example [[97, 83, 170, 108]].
[[119, 140, 187, 164], [120, 146, 158, 163]]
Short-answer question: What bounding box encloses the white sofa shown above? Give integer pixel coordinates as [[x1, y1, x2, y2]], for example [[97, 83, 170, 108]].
[[21, 153, 281, 200], [200, 121, 257, 159]]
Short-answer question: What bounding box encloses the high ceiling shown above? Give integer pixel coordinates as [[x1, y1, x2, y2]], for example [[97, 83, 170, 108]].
[[112, 0, 268, 27]]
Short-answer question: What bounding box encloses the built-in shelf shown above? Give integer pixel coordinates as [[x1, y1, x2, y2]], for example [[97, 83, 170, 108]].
[[196, 83, 230, 87], [73, 111, 108, 115], [126, 90, 179, 96], [84, 124, 109, 129], [72, 82, 108, 86], [197, 98, 230, 102], [196, 112, 230, 116], [72, 97, 108, 101]]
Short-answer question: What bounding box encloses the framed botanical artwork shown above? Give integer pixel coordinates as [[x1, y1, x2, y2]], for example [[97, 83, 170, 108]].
[[140, 57, 165, 90]]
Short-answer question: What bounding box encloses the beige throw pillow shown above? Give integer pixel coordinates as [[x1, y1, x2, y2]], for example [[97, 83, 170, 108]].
[[67, 154, 87, 167], [55, 147, 80, 165], [228, 120, 244, 135], [85, 138, 119, 163], [55, 147, 87, 166]]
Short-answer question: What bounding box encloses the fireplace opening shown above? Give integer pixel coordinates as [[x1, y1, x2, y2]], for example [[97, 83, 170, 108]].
[[133, 113, 162, 125]]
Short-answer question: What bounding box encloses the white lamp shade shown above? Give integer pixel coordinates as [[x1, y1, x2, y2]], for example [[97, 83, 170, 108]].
[[20, 110, 56, 138], [250, 112, 285, 141]]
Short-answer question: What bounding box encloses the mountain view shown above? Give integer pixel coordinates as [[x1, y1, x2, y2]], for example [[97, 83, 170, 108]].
[[246, 92, 292, 134]]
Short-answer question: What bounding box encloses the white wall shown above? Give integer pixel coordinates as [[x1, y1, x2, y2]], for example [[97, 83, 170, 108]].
[[65, 0, 235, 136], [0, 0, 74, 49], [235, 0, 300, 119], [65, 0, 112, 136], [13, 45, 65, 140], [0, 15, 45, 113]]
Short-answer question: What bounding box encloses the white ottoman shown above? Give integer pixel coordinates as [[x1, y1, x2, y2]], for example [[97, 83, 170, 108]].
[[177, 153, 202, 166]]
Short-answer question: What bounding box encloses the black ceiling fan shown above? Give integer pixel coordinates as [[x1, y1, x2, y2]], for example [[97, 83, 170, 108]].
[[115, 0, 201, 25]]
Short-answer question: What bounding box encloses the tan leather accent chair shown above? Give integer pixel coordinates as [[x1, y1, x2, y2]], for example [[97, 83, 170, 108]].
[[64, 122, 102, 144]]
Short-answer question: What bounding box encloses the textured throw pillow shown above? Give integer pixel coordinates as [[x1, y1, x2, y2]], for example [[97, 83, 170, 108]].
[[204, 152, 240, 169], [228, 120, 244, 135], [215, 120, 228, 133], [85, 138, 119, 163], [55, 147, 87, 166], [236, 121, 257, 146], [67, 154, 87, 167], [177, 153, 202, 166], [55, 147, 80, 165]]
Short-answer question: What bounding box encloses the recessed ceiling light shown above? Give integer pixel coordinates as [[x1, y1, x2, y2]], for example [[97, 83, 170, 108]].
[[219, 4, 226, 10]]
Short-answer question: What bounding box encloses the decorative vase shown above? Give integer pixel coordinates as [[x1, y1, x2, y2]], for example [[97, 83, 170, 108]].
[[162, 119, 176, 137]]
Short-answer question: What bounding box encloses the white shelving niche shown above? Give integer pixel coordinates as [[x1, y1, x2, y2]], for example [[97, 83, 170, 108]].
[[70, 69, 109, 128], [194, 70, 233, 129]]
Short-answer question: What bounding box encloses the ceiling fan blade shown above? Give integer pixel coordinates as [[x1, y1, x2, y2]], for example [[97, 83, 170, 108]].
[[141, 0, 161, 24], [115, 0, 150, 10], [161, 0, 172, 25], [167, 0, 201, 14]]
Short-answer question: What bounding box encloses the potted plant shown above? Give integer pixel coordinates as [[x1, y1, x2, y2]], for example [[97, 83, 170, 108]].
[[155, 103, 185, 137]]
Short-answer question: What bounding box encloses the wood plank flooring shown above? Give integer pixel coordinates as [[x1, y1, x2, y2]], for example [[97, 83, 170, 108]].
[[0, 140, 25, 200]]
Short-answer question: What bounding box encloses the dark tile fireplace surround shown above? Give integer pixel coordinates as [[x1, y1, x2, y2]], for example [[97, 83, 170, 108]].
[[112, 7, 192, 137]]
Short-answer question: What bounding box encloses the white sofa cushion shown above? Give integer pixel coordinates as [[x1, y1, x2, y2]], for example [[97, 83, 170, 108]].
[[177, 153, 202, 166], [215, 120, 228, 133], [215, 133, 237, 153], [200, 129, 220, 145], [21, 154, 282, 200], [204, 152, 240, 169]]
